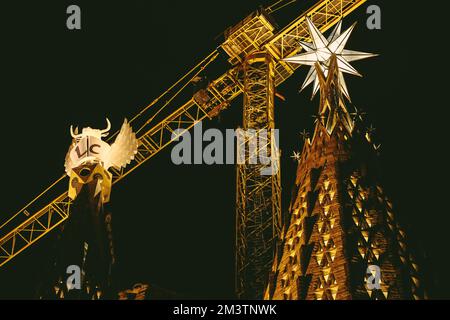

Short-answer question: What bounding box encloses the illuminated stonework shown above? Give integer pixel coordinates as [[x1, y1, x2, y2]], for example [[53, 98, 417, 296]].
[[118, 283, 150, 300], [264, 55, 424, 300], [39, 120, 139, 300]]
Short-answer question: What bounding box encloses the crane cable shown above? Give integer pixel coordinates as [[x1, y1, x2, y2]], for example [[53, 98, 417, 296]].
[[108, 49, 220, 139], [266, 0, 297, 14], [135, 49, 220, 135]]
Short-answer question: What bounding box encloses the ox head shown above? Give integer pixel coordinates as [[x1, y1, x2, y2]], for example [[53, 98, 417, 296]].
[[70, 118, 111, 140]]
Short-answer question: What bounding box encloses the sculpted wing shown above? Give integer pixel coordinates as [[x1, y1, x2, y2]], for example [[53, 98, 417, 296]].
[[105, 119, 139, 170]]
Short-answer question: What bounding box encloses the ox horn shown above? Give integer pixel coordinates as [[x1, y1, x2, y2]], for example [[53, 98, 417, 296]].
[[70, 125, 82, 139], [100, 118, 111, 137]]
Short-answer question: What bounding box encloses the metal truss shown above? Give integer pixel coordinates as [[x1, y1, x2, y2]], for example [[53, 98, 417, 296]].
[[0, 193, 71, 267], [236, 52, 282, 299], [221, 8, 276, 66]]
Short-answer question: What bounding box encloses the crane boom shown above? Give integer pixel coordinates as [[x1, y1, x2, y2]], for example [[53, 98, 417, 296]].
[[0, 0, 367, 268]]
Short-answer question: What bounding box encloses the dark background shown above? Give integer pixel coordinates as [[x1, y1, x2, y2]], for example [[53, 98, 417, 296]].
[[0, 0, 447, 299]]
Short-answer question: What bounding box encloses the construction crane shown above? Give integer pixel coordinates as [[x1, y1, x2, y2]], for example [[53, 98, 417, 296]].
[[0, 0, 368, 298]]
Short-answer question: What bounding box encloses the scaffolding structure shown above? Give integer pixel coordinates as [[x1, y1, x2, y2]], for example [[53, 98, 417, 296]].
[[235, 52, 282, 299]]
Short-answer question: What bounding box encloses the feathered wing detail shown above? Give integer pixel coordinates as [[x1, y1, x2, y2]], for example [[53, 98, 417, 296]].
[[64, 142, 76, 176], [104, 119, 139, 170]]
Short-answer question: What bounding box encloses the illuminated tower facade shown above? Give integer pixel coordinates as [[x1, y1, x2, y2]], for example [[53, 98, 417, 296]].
[[264, 18, 424, 300], [38, 120, 138, 299], [38, 163, 116, 300]]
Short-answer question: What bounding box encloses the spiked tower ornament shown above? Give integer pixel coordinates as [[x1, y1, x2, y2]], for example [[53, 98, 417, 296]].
[[283, 17, 377, 100], [265, 20, 425, 300], [291, 151, 301, 162]]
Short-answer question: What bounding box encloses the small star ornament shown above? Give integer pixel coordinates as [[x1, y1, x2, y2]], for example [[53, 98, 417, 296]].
[[300, 130, 310, 141], [291, 151, 301, 162]]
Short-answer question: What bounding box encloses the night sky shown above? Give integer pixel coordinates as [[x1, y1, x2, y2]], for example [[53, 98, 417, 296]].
[[0, 1, 447, 299]]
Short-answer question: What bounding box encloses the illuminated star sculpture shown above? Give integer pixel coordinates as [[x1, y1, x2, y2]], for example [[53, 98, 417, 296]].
[[312, 113, 325, 124], [300, 130, 310, 141], [291, 151, 301, 162], [366, 124, 377, 134], [350, 106, 367, 123], [283, 17, 377, 100]]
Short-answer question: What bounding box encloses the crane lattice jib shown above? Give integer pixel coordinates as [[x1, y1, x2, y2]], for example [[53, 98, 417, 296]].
[[0, 0, 367, 268]]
